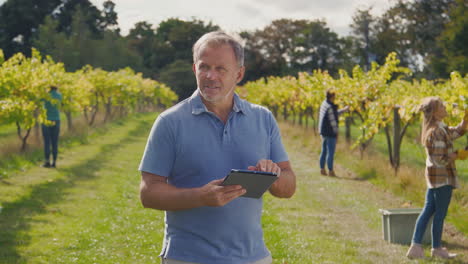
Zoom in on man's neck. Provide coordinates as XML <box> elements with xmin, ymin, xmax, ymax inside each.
<box><xmin>202</xmin><ymin>97</ymin><xmax>234</xmax><ymax>124</ymax></box>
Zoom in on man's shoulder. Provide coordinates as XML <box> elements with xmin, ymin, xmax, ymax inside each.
<box><xmin>241</xmin><ymin>98</ymin><xmax>272</xmax><ymax>116</ymax></box>
<box><xmin>159</xmin><ymin>97</ymin><xmax>192</xmax><ymax>120</ymax></box>
<box><xmin>320</xmin><ymin>100</ymin><xmax>331</xmax><ymax>111</ymax></box>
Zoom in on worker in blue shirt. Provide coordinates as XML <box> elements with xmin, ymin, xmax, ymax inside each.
<box><xmin>42</xmin><ymin>85</ymin><xmax>62</xmax><ymax>168</ymax></box>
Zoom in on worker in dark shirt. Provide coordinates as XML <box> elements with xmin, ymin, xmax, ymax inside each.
<box><xmin>318</xmin><ymin>89</ymin><xmax>349</xmax><ymax>177</ymax></box>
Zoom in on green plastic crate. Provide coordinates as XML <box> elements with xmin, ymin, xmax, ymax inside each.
<box><xmin>379</xmin><ymin>208</ymin><xmax>432</xmax><ymax>245</ymax></box>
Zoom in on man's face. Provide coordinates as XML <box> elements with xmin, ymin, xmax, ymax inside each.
<box><xmin>193</xmin><ymin>44</ymin><xmax>245</xmax><ymax>104</ymax></box>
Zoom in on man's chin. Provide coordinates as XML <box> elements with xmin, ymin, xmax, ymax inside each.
<box><xmin>201</xmin><ymin>94</ymin><xmax>220</xmax><ymax>103</ymax></box>
<box><xmin>200</xmin><ymin>90</ymin><xmax>220</xmax><ymax>102</ymax></box>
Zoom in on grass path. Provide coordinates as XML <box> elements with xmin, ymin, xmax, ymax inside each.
<box><xmin>0</xmin><ymin>113</ymin><xmax>466</xmax><ymax>263</ymax></box>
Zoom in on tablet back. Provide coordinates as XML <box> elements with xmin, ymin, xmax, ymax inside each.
<box><xmin>222</xmin><ymin>171</ymin><xmax>278</xmax><ymax>199</ymax></box>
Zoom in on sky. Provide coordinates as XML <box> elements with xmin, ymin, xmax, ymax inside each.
<box><xmin>0</xmin><ymin>0</ymin><xmax>393</xmax><ymax>36</ymax></box>
<box><xmin>92</xmin><ymin>0</ymin><xmax>393</xmax><ymax>36</ymax></box>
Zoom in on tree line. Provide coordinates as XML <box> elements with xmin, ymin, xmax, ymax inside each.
<box><xmin>0</xmin><ymin>0</ymin><xmax>466</xmax><ymax>101</ymax></box>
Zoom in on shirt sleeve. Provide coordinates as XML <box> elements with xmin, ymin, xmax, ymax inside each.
<box><xmin>138</xmin><ymin>115</ymin><xmax>175</xmax><ymax>177</ymax></box>
<box><xmin>447</xmin><ymin>123</ymin><xmax>466</xmax><ymax>140</ymax></box>
<box><xmin>426</xmin><ymin>128</ymin><xmax>450</xmax><ymax>167</ymax></box>
<box><xmin>268</xmin><ymin>111</ymin><xmax>289</xmax><ymax>163</ymax></box>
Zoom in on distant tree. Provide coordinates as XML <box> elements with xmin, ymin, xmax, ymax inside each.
<box><xmin>126</xmin><ymin>21</ymin><xmax>171</xmax><ymax>79</ymax></box>
<box><xmin>33</xmin><ymin>16</ymin><xmax>68</xmax><ymax>61</ymax></box>
<box><xmin>94</xmin><ymin>30</ymin><xmax>142</xmax><ymax>72</ymax></box>
<box><xmin>154</xmin><ymin>18</ymin><xmax>219</xmax><ymax>63</ymax></box>
<box><xmin>372</xmin><ymin>7</ymin><xmax>414</xmax><ymax>69</ymax></box>
<box><xmin>400</xmin><ymin>0</ymin><xmax>454</xmax><ymax>56</ymax></box>
<box><xmin>61</xmin><ymin>6</ymin><xmax>96</xmax><ymax>71</ymax></box>
<box><xmin>241</xmin><ymin>30</ymin><xmax>287</xmax><ymax>82</ymax></box>
<box><xmin>159</xmin><ymin>60</ymin><xmax>196</xmax><ymax>101</ymax></box>
<box><xmin>350</xmin><ymin>7</ymin><xmax>375</xmax><ymax>71</ymax></box>
<box><xmin>434</xmin><ymin>0</ymin><xmax>468</xmax><ymax>76</ymax></box>
<box><xmin>0</xmin><ymin>0</ymin><xmax>120</xmax><ymax>59</ymax></box>
<box><xmin>245</xmin><ymin>19</ymin><xmax>304</xmax><ymax>77</ymax></box>
<box><xmin>293</xmin><ymin>20</ymin><xmax>349</xmax><ymax>76</ymax></box>
<box><xmin>382</xmin><ymin>0</ymin><xmax>456</xmax><ymax>78</ymax></box>
<box><xmin>126</xmin><ymin>18</ymin><xmax>219</xmax><ymax>97</ymax></box>
<box><xmin>336</xmin><ymin>36</ymin><xmax>357</xmax><ymax>73</ymax></box>
<box><xmin>242</xmin><ymin>18</ymin><xmax>349</xmax><ymax>82</ymax></box>
<box><xmin>53</xmin><ymin>0</ymin><xmax>106</xmax><ymax>36</ymax></box>
<box><xmin>34</xmin><ymin>7</ymin><xmax>95</xmax><ymax>71</ymax></box>
<box><xmin>0</xmin><ymin>0</ymin><xmax>61</xmax><ymax>57</ymax></box>
<box><xmin>34</xmin><ymin>4</ymin><xmax>140</xmax><ymax>72</ymax></box>
<box><xmin>100</xmin><ymin>0</ymin><xmax>119</xmax><ymax>32</ymax></box>
<box><xmin>126</xmin><ymin>21</ymin><xmax>157</xmax><ymax>76</ymax></box>
<box><xmin>127</xmin><ymin>21</ymin><xmax>156</xmax><ymax>40</ymax></box>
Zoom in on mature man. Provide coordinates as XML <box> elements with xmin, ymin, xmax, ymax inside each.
<box><xmin>139</xmin><ymin>31</ymin><xmax>296</xmax><ymax>264</ymax></box>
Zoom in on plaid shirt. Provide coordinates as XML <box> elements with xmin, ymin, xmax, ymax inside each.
<box><xmin>425</xmin><ymin>122</ymin><xmax>466</xmax><ymax>189</ymax></box>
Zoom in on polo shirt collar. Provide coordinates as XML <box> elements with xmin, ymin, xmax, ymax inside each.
<box><xmin>190</xmin><ymin>89</ymin><xmax>247</xmax><ymax>115</ymax></box>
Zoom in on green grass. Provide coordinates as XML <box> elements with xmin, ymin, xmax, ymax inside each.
<box><xmin>1</xmin><ymin>113</ymin><xmax>466</xmax><ymax>263</ymax></box>
<box><xmin>0</xmin><ymin>113</ymin><xmax>164</xmax><ymax>264</ymax></box>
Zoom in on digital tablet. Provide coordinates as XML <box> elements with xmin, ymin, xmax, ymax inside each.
<box><xmin>221</xmin><ymin>169</ymin><xmax>278</xmax><ymax>199</ymax></box>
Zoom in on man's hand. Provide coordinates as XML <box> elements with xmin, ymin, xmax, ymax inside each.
<box><xmin>198</xmin><ymin>179</ymin><xmax>246</xmax><ymax>207</ymax></box>
<box><xmin>248</xmin><ymin>159</ymin><xmax>281</xmax><ymax>176</ymax></box>
<box><xmin>249</xmin><ymin>159</ymin><xmax>296</xmax><ymax>198</ymax></box>
<box><xmin>140</xmin><ymin>171</ymin><xmax>245</xmax><ymax>211</ymax></box>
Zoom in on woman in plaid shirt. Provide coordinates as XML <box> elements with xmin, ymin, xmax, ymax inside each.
<box><xmin>406</xmin><ymin>97</ymin><xmax>468</xmax><ymax>259</ymax></box>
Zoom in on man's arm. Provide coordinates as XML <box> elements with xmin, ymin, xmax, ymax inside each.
<box><xmin>140</xmin><ymin>171</ymin><xmax>246</xmax><ymax>211</ymax></box>
<box><xmin>338</xmin><ymin>106</ymin><xmax>350</xmax><ymax>115</ymax></box>
<box><xmin>269</xmin><ymin>161</ymin><xmax>296</xmax><ymax>198</ymax></box>
<box><xmin>248</xmin><ymin>160</ymin><xmax>296</xmax><ymax>198</ymax></box>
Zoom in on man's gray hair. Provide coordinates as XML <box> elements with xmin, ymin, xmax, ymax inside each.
<box><xmin>192</xmin><ymin>31</ymin><xmax>244</xmax><ymax>67</ymax></box>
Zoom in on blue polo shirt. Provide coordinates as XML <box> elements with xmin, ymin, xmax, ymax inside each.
<box><xmin>139</xmin><ymin>90</ymin><xmax>288</xmax><ymax>264</ymax></box>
